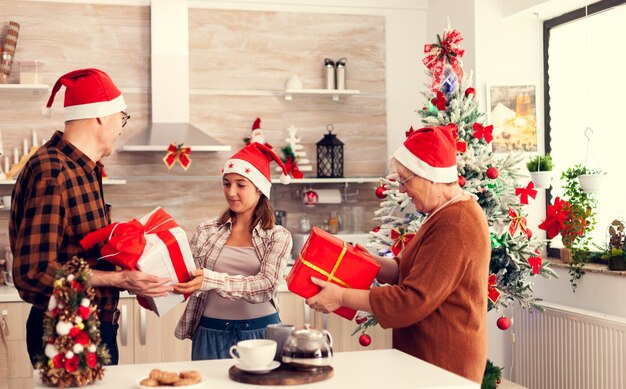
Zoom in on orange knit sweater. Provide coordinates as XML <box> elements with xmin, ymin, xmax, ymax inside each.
<box><xmin>370</xmin><ymin>199</ymin><xmax>490</xmax><ymax>383</ymax></box>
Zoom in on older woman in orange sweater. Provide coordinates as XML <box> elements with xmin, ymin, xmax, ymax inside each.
<box><xmin>307</xmin><ymin>126</ymin><xmax>490</xmax><ymax>384</ymax></box>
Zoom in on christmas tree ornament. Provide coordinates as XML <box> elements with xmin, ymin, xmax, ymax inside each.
<box><xmin>405</xmin><ymin>126</ymin><xmax>416</xmax><ymax>138</ymax></box>
<box><xmin>464</xmin><ymin>87</ymin><xmax>476</xmax><ymax>97</ymax></box>
<box><xmin>422</xmin><ymin>28</ymin><xmax>465</xmax><ymax>91</ymax></box>
<box><xmin>486</xmin><ymin>167</ymin><xmax>499</xmax><ymax>179</ymax></box>
<box><xmin>245</xmin><ymin>117</ymin><xmax>273</xmax><ymax>149</ymax></box>
<box><xmin>372</xmin><ymin>226</ymin><xmax>380</xmax><ymax>233</ymax></box>
<box><xmin>276</xmin><ymin>125</ymin><xmax>312</xmax><ymax>176</ymax></box>
<box><xmin>508</xmin><ymin>208</ymin><xmax>529</xmax><ymax>238</ymax></box>
<box><xmin>359</xmin><ymin>333</ymin><xmax>372</xmax><ymax>347</ymax></box>
<box><xmin>497</xmin><ymin>378</ymin><xmax>502</xmax><ymax>385</ymax></box>
<box><xmin>390</xmin><ymin>227</ymin><xmax>416</xmax><ymax>256</ymax></box>
<box><xmin>515</xmin><ymin>181</ymin><xmax>537</xmax><ymax>205</ymax></box>
<box><xmin>303</xmin><ymin>188</ymin><xmax>319</xmax><ymax>207</ymax></box>
<box><xmin>473</xmin><ymin>122</ymin><xmax>494</xmax><ymax>144</ymax></box>
<box><xmin>496</xmin><ymin>315</ymin><xmax>511</xmax><ymax>331</ymax></box>
<box><xmin>375</xmin><ymin>184</ymin><xmax>387</xmax><ymax>199</ymax></box>
<box><xmin>487</xmin><ymin>274</ymin><xmax>501</xmax><ymax>304</ymax></box>
<box><xmin>355</xmin><ymin>315</ymin><xmax>367</xmax><ymax>324</ymax></box>
<box><xmin>426</xmin><ymin>100</ymin><xmax>439</xmax><ymax>114</ymax></box>
<box><xmin>430</xmin><ymin>90</ymin><xmax>447</xmax><ymax>110</ymax></box>
<box><xmin>458</xmin><ymin>175</ymin><xmax>466</xmax><ymax>187</ymax></box>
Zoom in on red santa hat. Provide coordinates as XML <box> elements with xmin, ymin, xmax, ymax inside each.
<box><xmin>42</xmin><ymin>68</ymin><xmax>126</xmax><ymax>121</ymax></box>
<box><xmin>393</xmin><ymin>125</ymin><xmax>458</xmax><ymax>183</ymax></box>
<box><xmin>222</xmin><ymin>142</ymin><xmax>290</xmax><ymax>198</ymax></box>
<box><xmin>251</xmin><ymin>118</ymin><xmax>261</xmax><ymax>132</ymax></box>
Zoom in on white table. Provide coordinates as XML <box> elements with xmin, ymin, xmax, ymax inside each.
<box><xmin>33</xmin><ymin>349</ymin><xmax>479</xmax><ymax>389</ymax></box>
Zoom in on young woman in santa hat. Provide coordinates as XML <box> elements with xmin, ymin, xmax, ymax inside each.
<box><xmin>173</xmin><ymin>142</ymin><xmax>292</xmax><ymax>360</ymax></box>
<box><xmin>306</xmin><ymin>125</ymin><xmax>490</xmax><ymax>384</ymax></box>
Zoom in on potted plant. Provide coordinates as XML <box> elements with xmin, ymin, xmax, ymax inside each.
<box><xmin>526</xmin><ymin>154</ymin><xmax>553</xmax><ymax>189</ymax></box>
<box><xmin>539</xmin><ymin>164</ymin><xmax>598</xmax><ymax>290</ymax></box>
<box><xmin>574</xmin><ymin>166</ymin><xmax>606</xmax><ymax>193</ymax></box>
<box><xmin>600</xmin><ymin>219</ymin><xmax>626</xmax><ymax>271</ymax></box>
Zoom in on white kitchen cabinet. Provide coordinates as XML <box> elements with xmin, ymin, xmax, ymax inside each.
<box><xmin>116</xmin><ymin>298</ymin><xmax>191</xmax><ymax>365</ymax></box>
<box><xmin>0</xmin><ymin>301</ymin><xmax>33</xmax><ymax>389</ymax></box>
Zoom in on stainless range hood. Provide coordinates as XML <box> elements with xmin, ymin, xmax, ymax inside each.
<box><xmin>120</xmin><ymin>0</ymin><xmax>231</xmax><ymax>152</ymax></box>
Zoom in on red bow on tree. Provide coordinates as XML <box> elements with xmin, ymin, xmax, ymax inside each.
<box><xmin>450</xmin><ymin>123</ymin><xmax>467</xmax><ymax>153</ymax></box>
<box><xmin>163</xmin><ymin>143</ymin><xmax>192</xmax><ymax>170</ymax></box>
<box><xmin>430</xmin><ymin>90</ymin><xmax>447</xmax><ymax>110</ymax></box>
<box><xmin>509</xmin><ymin>208</ymin><xmax>531</xmax><ymax>238</ymax></box>
<box><xmin>422</xmin><ymin>29</ymin><xmax>465</xmax><ymax>91</ymax></box>
<box><xmin>487</xmin><ymin>273</ymin><xmax>501</xmax><ymax>304</ymax></box>
<box><xmin>528</xmin><ymin>250</ymin><xmax>542</xmax><ymax>275</ymax></box>
<box><xmin>390</xmin><ymin>228</ymin><xmax>416</xmax><ymax>256</ymax></box>
<box><xmin>405</xmin><ymin>126</ymin><xmax>416</xmax><ymax>138</ymax></box>
<box><xmin>473</xmin><ymin>123</ymin><xmax>493</xmax><ymax>143</ymax></box>
<box><xmin>515</xmin><ymin>181</ymin><xmax>538</xmax><ymax>205</ymax></box>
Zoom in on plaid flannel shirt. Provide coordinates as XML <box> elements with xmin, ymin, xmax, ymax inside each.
<box><xmin>9</xmin><ymin>131</ymin><xmax>118</xmax><ymax>311</ymax></box>
<box><xmin>175</xmin><ymin>218</ymin><xmax>292</xmax><ymax>340</ymax></box>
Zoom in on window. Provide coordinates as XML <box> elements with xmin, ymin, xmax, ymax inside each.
<box><xmin>544</xmin><ymin>0</ymin><xmax>626</xmax><ymax>253</ymax></box>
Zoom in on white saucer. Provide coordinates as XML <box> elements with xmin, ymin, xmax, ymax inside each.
<box><xmin>236</xmin><ymin>360</ymin><xmax>281</xmax><ymax>374</ymax></box>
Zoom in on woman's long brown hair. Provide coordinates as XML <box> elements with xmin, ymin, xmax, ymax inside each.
<box><xmin>217</xmin><ymin>195</ymin><xmax>275</xmax><ymax>232</ymax></box>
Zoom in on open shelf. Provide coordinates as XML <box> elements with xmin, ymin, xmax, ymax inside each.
<box><xmin>0</xmin><ymin>178</ymin><xmax>126</xmax><ymax>185</ymax></box>
<box><xmin>284</xmin><ymin>89</ymin><xmax>360</xmax><ymax>101</ymax></box>
<box><xmin>0</xmin><ymin>84</ymin><xmax>49</xmax><ymax>94</ymax></box>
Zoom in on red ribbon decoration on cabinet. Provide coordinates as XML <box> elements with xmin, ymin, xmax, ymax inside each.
<box><xmin>163</xmin><ymin>143</ymin><xmax>192</xmax><ymax>170</ymax></box>
<box><xmin>422</xmin><ymin>29</ymin><xmax>465</xmax><ymax>91</ymax></box>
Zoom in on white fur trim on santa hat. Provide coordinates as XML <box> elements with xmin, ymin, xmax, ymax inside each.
<box><xmin>64</xmin><ymin>94</ymin><xmax>127</xmax><ymax>122</ymax></box>
<box><xmin>394</xmin><ymin>144</ymin><xmax>457</xmax><ymax>183</ymax></box>
<box><xmin>223</xmin><ymin>158</ymin><xmax>272</xmax><ymax>198</ymax></box>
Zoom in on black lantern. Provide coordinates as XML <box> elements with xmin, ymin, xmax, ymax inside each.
<box><xmin>316</xmin><ymin>124</ymin><xmax>344</xmax><ymax>178</ymax></box>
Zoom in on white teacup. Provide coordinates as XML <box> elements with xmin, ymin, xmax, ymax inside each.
<box><xmin>229</xmin><ymin>339</ymin><xmax>276</xmax><ymax>369</ymax></box>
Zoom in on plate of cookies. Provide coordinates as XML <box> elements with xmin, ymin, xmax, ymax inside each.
<box><xmin>136</xmin><ymin>369</ymin><xmax>206</xmax><ymax>388</ymax></box>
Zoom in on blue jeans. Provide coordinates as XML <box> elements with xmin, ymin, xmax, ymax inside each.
<box><xmin>191</xmin><ymin>313</ymin><xmax>280</xmax><ymax>360</ymax></box>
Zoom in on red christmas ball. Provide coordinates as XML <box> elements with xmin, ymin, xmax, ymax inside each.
<box><xmin>486</xmin><ymin>167</ymin><xmax>499</xmax><ymax>179</ymax></box>
<box><xmin>355</xmin><ymin>316</ymin><xmax>367</xmax><ymax>324</ymax></box>
<box><xmin>375</xmin><ymin>185</ymin><xmax>387</xmax><ymax>199</ymax></box>
<box><xmin>497</xmin><ymin>378</ymin><xmax>502</xmax><ymax>385</ymax></box>
<box><xmin>458</xmin><ymin>175</ymin><xmax>466</xmax><ymax>187</ymax></box>
<box><xmin>372</xmin><ymin>226</ymin><xmax>380</xmax><ymax>233</ymax></box>
<box><xmin>497</xmin><ymin>316</ymin><xmax>511</xmax><ymax>331</ymax></box>
<box><xmin>465</xmin><ymin>87</ymin><xmax>476</xmax><ymax>97</ymax></box>
<box><xmin>359</xmin><ymin>333</ymin><xmax>372</xmax><ymax>347</ymax></box>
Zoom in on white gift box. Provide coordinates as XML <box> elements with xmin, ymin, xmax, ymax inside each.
<box><xmin>135</xmin><ymin>207</ymin><xmax>196</xmax><ymax>317</ymax></box>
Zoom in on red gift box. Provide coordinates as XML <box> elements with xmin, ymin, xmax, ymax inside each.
<box><xmin>286</xmin><ymin>227</ymin><xmax>380</xmax><ymax>320</ymax></box>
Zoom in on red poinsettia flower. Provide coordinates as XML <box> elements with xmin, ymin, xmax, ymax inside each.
<box><xmin>84</xmin><ymin>352</ymin><xmax>97</xmax><ymax>369</ymax></box>
<box><xmin>74</xmin><ymin>331</ymin><xmax>91</xmax><ymax>345</ymax></box>
<box><xmin>65</xmin><ymin>355</ymin><xmax>79</xmax><ymax>373</ymax></box>
<box><xmin>52</xmin><ymin>354</ymin><xmax>65</xmax><ymax>368</ymax></box>
<box><xmin>538</xmin><ymin>196</ymin><xmax>590</xmax><ymax>247</ymax></box>
<box><xmin>79</xmin><ymin>306</ymin><xmax>90</xmax><ymax>320</ymax></box>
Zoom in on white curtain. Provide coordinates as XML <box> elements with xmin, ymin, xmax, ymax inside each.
<box><xmin>548</xmin><ymin>4</ymin><xmax>626</xmax><ymax>248</ymax></box>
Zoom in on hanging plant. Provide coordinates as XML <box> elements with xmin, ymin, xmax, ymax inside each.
<box><xmin>526</xmin><ymin>154</ymin><xmax>553</xmax><ymax>189</ymax></box>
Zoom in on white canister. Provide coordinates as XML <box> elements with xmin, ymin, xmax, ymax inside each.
<box><xmin>324</xmin><ymin>58</ymin><xmax>335</xmax><ymax>89</ymax></box>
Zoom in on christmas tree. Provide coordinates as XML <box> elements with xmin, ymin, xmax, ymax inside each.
<box><xmin>354</xmin><ymin>25</ymin><xmax>557</xmax><ymax>380</ymax></box>
<box><xmin>39</xmin><ymin>257</ymin><xmax>110</xmax><ymax>387</ymax></box>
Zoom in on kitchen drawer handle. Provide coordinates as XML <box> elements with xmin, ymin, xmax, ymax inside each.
<box><xmin>140</xmin><ymin>307</ymin><xmax>147</xmax><ymax>346</ymax></box>
<box><xmin>120</xmin><ymin>305</ymin><xmax>127</xmax><ymax>346</ymax></box>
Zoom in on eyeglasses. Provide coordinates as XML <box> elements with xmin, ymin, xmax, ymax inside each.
<box><xmin>121</xmin><ymin>111</ymin><xmax>131</xmax><ymax>128</ymax></box>
<box><xmin>398</xmin><ymin>174</ymin><xmax>415</xmax><ymax>190</ymax></box>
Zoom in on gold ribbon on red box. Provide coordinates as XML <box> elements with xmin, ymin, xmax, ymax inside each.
<box><xmin>298</xmin><ymin>241</ymin><xmax>351</xmax><ymax>288</ymax></box>
<box><xmin>163</xmin><ymin>143</ymin><xmax>192</xmax><ymax>170</ymax></box>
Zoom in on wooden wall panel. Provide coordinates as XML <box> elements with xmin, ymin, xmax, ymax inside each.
<box><xmin>0</xmin><ymin>2</ymin><xmax>386</xmax><ymax>248</ymax></box>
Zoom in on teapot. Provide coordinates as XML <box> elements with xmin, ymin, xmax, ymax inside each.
<box><xmin>281</xmin><ymin>324</ymin><xmax>333</xmax><ymax>369</ymax></box>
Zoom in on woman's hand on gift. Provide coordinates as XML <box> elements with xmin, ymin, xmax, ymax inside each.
<box><xmin>173</xmin><ymin>269</ymin><xmax>204</xmax><ymax>294</ymax></box>
<box><xmin>120</xmin><ymin>270</ymin><xmax>174</xmax><ymax>297</ymax></box>
<box><xmin>307</xmin><ymin>277</ymin><xmax>373</xmax><ymax>314</ymax></box>
<box><xmin>305</xmin><ymin>277</ymin><xmax>345</xmax><ymax>314</ymax></box>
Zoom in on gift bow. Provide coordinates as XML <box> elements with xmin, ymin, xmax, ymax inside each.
<box><xmin>473</xmin><ymin>123</ymin><xmax>493</xmax><ymax>144</ymax></box>
<box><xmin>487</xmin><ymin>273</ymin><xmax>501</xmax><ymax>304</ymax></box>
<box><xmin>508</xmin><ymin>208</ymin><xmax>531</xmax><ymax>239</ymax></box>
<box><xmin>390</xmin><ymin>228</ymin><xmax>416</xmax><ymax>256</ymax></box>
<box><xmin>515</xmin><ymin>181</ymin><xmax>538</xmax><ymax>205</ymax></box>
<box><xmin>163</xmin><ymin>143</ymin><xmax>192</xmax><ymax>170</ymax></box>
<box><xmin>80</xmin><ymin>208</ymin><xmax>192</xmax><ymax>304</ymax></box>
<box><xmin>450</xmin><ymin>124</ymin><xmax>467</xmax><ymax>153</ymax></box>
<box><xmin>422</xmin><ymin>29</ymin><xmax>465</xmax><ymax>91</ymax></box>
